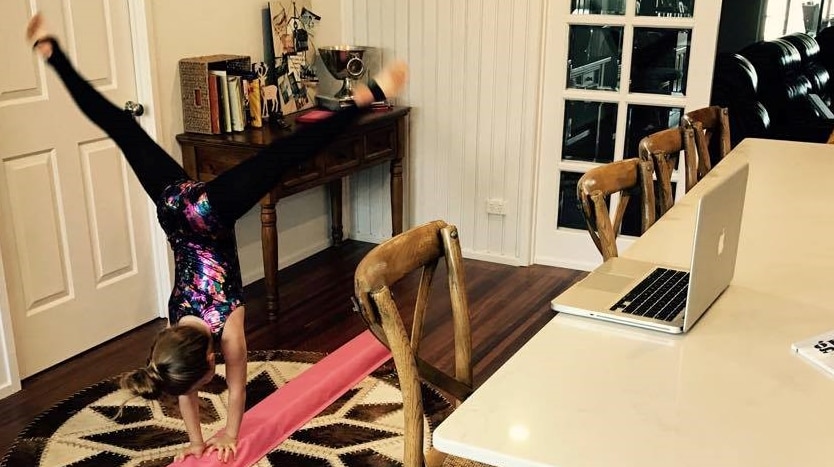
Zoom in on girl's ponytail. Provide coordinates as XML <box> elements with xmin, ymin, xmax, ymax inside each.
<box><xmin>119</xmin><ymin>366</ymin><xmax>162</xmax><ymax>400</ymax></box>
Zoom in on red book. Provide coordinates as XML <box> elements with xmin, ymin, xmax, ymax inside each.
<box><xmin>207</xmin><ymin>75</ymin><xmax>220</xmax><ymax>134</ymax></box>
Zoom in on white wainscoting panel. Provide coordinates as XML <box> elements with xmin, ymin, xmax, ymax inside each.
<box><xmin>344</xmin><ymin>0</ymin><xmax>544</xmax><ymax>265</ymax></box>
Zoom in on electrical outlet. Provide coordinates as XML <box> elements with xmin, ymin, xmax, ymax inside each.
<box><xmin>486</xmin><ymin>198</ymin><xmax>507</xmax><ymax>215</ymax></box>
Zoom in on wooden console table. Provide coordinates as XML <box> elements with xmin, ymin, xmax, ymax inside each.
<box><xmin>176</xmin><ymin>106</ymin><xmax>410</xmax><ymax>319</ymax></box>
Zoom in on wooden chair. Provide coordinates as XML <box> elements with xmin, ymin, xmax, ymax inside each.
<box><xmin>353</xmin><ymin>220</ymin><xmax>488</xmax><ymax>467</ymax></box>
<box><xmin>682</xmin><ymin>106</ymin><xmax>732</xmax><ymax>177</ymax></box>
<box><xmin>577</xmin><ymin>158</ymin><xmax>656</xmax><ymax>261</ymax></box>
<box><xmin>638</xmin><ymin>125</ymin><xmax>698</xmax><ymax>216</ymax></box>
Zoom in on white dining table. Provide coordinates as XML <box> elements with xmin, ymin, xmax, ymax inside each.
<box><xmin>432</xmin><ymin>138</ymin><xmax>834</xmax><ymax>467</ymax></box>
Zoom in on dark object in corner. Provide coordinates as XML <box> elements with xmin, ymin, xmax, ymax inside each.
<box><xmin>711</xmin><ymin>28</ymin><xmax>834</xmax><ymax>145</ymax></box>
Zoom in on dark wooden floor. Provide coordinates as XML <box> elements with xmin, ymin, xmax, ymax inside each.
<box><xmin>0</xmin><ymin>240</ymin><xmax>584</xmax><ymax>456</ymax></box>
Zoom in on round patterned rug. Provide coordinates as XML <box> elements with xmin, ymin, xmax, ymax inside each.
<box><xmin>1</xmin><ymin>350</ymin><xmax>453</xmax><ymax>466</ymax></box>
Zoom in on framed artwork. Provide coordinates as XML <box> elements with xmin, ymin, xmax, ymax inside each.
<box><xmin>269</xmin><ymin>0</ymin><xmax>321</xmax><ymax>115</ymax></box>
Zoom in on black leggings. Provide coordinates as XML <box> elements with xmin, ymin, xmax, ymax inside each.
<box><xmin>46</xmin><ymin>40</ymin><xmax>363</xmax><ymax>224</ymax></box>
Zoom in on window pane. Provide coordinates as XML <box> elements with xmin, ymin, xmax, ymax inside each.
<box><xmin>822</xmin><ymin>1</ymin><xmax>834</xmax><ymax>31</ymax></box>
<box><xmin>765</xmin><ymin>0</ymin><xmax>823</xmax><ymax>39</ymax></box>
<box><xmin>630</xmin><ymin>28</ymin><xmax>691</xmax><ymax>95</ymax></box>
<box><xmin>563</xmin><ymin>100</ymin><xmax>618</xmax><ymax>163</ymax></box>
<box><xmin>571</xmin><ymin>0</ymin><xmax>626</xmax><ymax>15</ymax></box>
<box><xmin>557</xmin><ymin>171</ymin><xmax>587</xmax><ymax>230</ymax></box>
<box><xmin>636</xmin><ymin>0</ymin><xmax>694</xmax><ymax>17</ymax></box>
<box><xmin>621</xmin><ymin>181</ymin><xmax>676</xmax><ymax>236</ymax></box>
<box><xmin>623</xmin><ymin>105</ymin><xmax>683</xmax><ymax>159</ymax></box>
<box><xmin>567</xmin><ymin>25</ymin><xmax>624</xmax><ymax>91</ymax></box>
<box><xmin>619</xmin><ymin>192</ymin><xmax>643</xmax><ymax>237</ymax></box>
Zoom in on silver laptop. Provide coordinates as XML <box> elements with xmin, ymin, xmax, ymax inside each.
<box><xmin>551</xmin><ymin>160</ymin><xmax>749</xmax><ymax>334</ymax></box>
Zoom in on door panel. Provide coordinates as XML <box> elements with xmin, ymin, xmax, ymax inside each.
<box><xmin>0</xmin><ymin>1</ymin><xmax>158</xmax><ymax>377</ymax></box>
<box><xmin>81</xmin><ymin>140</ymin><xmax>135</xmax><ymax>283</ymax></box>
<box><xmin>3</xmin><ymin>151</ymin><xmax>71</xmax><ymax>311</ymax></box>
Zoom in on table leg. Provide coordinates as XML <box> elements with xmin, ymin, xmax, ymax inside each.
<box><xmin>392</xmin><ymin>115</ymin><xmax>407</xmax><ymax>236</ymax></box>
<box><xmin>390</xmin><ymin>159</ymin><xmax>404</xmax><ymax>236</ymax></box>
<box><xmin>329</xmin><ymin>178</ymin><xmax>344</xmax><ymax>246</ymax></box>
<box><xmin>260</xmin><ymin>197</ymin><xmax>279</xmax><ymax>320</ymax></box>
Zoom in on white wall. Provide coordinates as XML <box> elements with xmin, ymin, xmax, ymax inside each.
<box><xmin>149</xmin><ymin>0</ymin><xmax>345</xmax><ymax>284</ymax></box>
<box><xmin>343</xmin><ymin>0</ymin><xmax>545</xmax><ymax>265</ymax></box>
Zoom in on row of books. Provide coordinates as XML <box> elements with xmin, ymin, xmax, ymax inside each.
<box><xmin>207</xmin><ymin>70</ymin><xmax>262</xmax><ymax>134</ymax></box>
<box><xmin>179</xmin><ymin>55</ymin><xmax>267</xmax><ymax>135</ymax></box>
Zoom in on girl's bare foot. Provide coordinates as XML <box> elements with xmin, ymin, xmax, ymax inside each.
<box><xmin>26</xmin><ymin>13</ymin><xmax>53</xmax><ymax>59</ymax></box>
<box><xmin>353</xmin><ymin>61</ymin><xmax>409</xmax><ymax>107</ymax></box>
<box><xmin>373</xmin><ymin>61</ymin><xmax>408</xmax><ymax>100</ymax></box>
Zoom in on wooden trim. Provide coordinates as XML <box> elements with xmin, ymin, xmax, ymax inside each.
<box><xmin>128</xmin><ymin>0</ymin><xmax>171</xmax><ymax>320</ymax></box>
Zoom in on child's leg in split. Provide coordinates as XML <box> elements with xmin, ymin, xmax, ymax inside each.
<box><xmin>205</xmin><ymin>105</ymin><xmax>365</xmax><ymax>223</ymax></box>
<box><xmin>30</xmin><ymin>16</ymin><xmax>187</xmax><ymax>201</ymax></box>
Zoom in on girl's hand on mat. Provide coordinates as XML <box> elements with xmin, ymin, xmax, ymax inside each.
<box><xmin>174</xmin><ymin>442</ymin><xmax>206</xmax><ymax>462</ymax></box>
<box><xmin>206</xmin><ymin>433</ymin><xmax>237</xmax><ymax>463</ymax></box>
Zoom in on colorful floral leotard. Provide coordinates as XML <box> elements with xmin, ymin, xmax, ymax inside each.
<box><xmin>157</xmin><ymin>180</ymin><xmax>243</xmax><ymax>339</ymax></box>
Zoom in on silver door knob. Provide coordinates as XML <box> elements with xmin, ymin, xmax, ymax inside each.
<box><xmin>124</xmin><ymin>101</ymin><xmax>145</xmax><ymax>117</ymax></box>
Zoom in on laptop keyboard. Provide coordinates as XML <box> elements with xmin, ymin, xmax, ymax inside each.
<box><xmin>609</xmin><ymin>268</ymin><xmax>689</xmax><ymax>322</ymax></box>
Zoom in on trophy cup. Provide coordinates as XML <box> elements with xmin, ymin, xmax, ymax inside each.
<box><xmin>316</xmin><ymin>46</ymin><xmax>367</xmax><ymax>111</ymax></box>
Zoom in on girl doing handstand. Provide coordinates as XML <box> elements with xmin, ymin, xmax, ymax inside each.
<box><xmin>26</xmin><ymin>13</ymin><xmax>407</xmax><ymax>463</ymax></box>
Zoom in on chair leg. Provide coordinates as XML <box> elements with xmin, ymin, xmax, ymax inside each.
<box><xmin>441</xmin><ymin>225</ymin><xmax>474</xmax><ymax>394</ymax></box>
<box><xmin>373</xmin><ymin>287</ymin><xmax>426</xmax><ymax>467</ymax></box>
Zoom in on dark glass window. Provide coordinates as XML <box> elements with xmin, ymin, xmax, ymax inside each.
<box><xmin>636</xmin><ymin>0</ymin><xmax>694</xmax><ymax>17</ymax></box>
<box><xmin>567</xmin><ymin>25</ymin><xmax>624</xmax><ymax>91</ymax></box>
<box><xmin>623</xmin><ymin>105</ymin><xmax>683</xmax><ymax>159</ymax></box>
<box><xmin>630</xmin><ymin>28</ymin><xmax>691</xmax><ymax>95</ymax></box>
<box><xmin>766</xmin><ymin>1</ymin><xmax>832</xmax><ymax>38</ymax></box>
<box><xmin>571</xmin><ymin>0</ymin><xmax>626</xmax><ymax>15</ymax></box>
<box><xmin>621</xmin><ymin>182</ymin><xmax>676</xmax><ymax>236</ymax></box>
<box><xmin>557</xmin><ymin>172</ymin><xmax>586</xmax><ymax>230</ymax></box>
<box><xmin>563</xmin><ymin>100</ymin><xmax>618</xmax><ymax>163</ymax></box>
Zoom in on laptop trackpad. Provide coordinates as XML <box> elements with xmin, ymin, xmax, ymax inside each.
<box><xmin>580</xmin><ymin>273</ymin><xmax>635</xmax><ymax>293</ymax></box>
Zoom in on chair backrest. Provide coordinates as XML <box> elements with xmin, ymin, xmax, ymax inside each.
<box><xmin>682</xmin><ymin>106</ymin><xmax>732</xmax><ymax>177</ymax></box>
<box><xmin>638</xmin><ymin>125</ymin><xmax>697</xmax><ymax>216</ymax></box>
<box><xmin>353</xmin><ymin>220</ymin><xmax>473</xmax><ymax>467</ymax></box>
<box><xmin>577</xmin><ymin>158</ymin><xmax>656</xmax><ymax>261</ymax></box>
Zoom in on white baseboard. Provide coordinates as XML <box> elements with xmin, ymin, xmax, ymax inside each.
<box><xmin>241</xmin><ymin>238</ymin><xmax>333</xmax><ymax>286</ymax></box>
<box><xmin>345</xmin><ymin>233</ymin><xmax>528</xmax><ymax>267</ymax></box>
<box><xmin>350</xmin><ymin>232</ymin><xmax>388</xmax><ymax>244</ymax></box>
<box><xmin>239</xmin><ymin>235</ymin><xmax>582</xmax><ymax>286</ymax></box>
<box><xmin>532</xmin><ymin>256</ymin><xmax>598</xmax><ymax>272</ymax></box>
<box><xmin>462</xmin><ymin>250</ymin><xmax>525</xmax><ymax>267</ymax></box>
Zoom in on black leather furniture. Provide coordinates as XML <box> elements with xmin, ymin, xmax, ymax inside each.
<box><xmin>711</xmin><ymin>28</ymin><xmax>834</xmax><ymax>146</ymax></box>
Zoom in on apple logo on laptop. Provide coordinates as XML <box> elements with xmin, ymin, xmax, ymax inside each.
<box><xmin>717</xmin><ymin>228</ymin><xmax>726</xmax><ymax>256</ymax></box>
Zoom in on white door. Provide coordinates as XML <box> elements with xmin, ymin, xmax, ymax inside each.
<box><xmin>533</xmin><ymin>0</ymin><xmax>722</xmax><ymax>271</ymax></box>
<box><xmin>0</xmin><ymin>1</ymin><xmax>159</xmax><ymax>377</ymax></box>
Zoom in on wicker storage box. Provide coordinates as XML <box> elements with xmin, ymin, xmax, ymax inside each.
<box><xmin>179</xmin><ymin>54</ymin><xmax>251</xmax><ymax>134</ymax></box>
